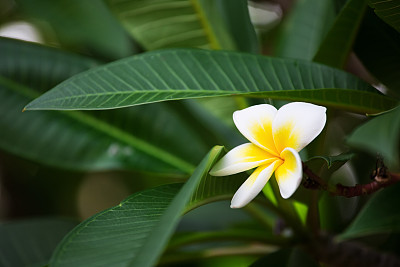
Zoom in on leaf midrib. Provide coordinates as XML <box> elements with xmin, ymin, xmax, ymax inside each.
<box><xmin>3</xmin><ymin>76</ymin><xmax>196</xmax><ymax>174</ymax></box>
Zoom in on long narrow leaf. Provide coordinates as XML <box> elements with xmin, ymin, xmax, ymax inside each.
<box><xmin>0</xmin><ymin>37</ymin><xmax>98</xmax><ymax>92</ymax></box>
<box><xmin>216</xmin><ymin>0</ymin><xmax>259</xmax><ymax>53</ymax></box>
<box><xmin>274</xmin><ymin>0</ymin><xmax>335</xmax><ymax>60</ymax></box>
<box><xmin>0</xmin><ymin>76</ymin><xmax>199</xmax><ymax>173</ymax></box>
<box><xmin>106</xmin><ymin>0</ymin><xmax>235</xmax><ymax>50</ymax></box>
<box><xmin>25</xmin><ymin>49</ymin><xmax>397</xmax><ymax>114</ymax></box>
<box><xmin>49</xmin><ymin>146</ymin><xmax>246</xmax><ymax>267</ymax></box>
<box><xmin>313</xmin><ymin>0</ymin><xmax>368</xmax><ymax>68</ymax></box>
<box><xmin>15</xmin><ymin>0</ymin><xmax>132</xmax><ymax>59</ymax></box>
<box><xmin>1</xmin><ymin>39</ymin><xmax>209</xmax><ymax>173</ymax></box>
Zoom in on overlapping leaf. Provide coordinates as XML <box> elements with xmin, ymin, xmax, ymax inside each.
<box><xmin>0</xmin><ymin>37</ymin><xmax>98</xmax><ymax>92</ymax></box>
<box><xmin>25</xmin><ymin>49</ymin><xmax>397</xmax><ymax>114</ymax></box>
<box><xmin>274</xmin><ymin>0</ymin><xmax>335</xmax><ymax>60</ymax></box>
<box><xmin>15</xmin><ymin>0</ymin><xmax>132</xmax><ymax>59</ymax></box>
<box><xmin>0</xmin><ymin>39</ymin><xmax>208</xmax><ymax>173</ymax></box>
<box><xmin>106</xmin><ymin>0</ymin><xmax>237</xmax><ymax>50</ymax></box>
<box><xmin>1</xmin><ymin>77</ymin><xmax>199</xmax><ymax>173</ymax></box>
<box><xmin>49</xmin><ymin>146</ymin><xmax>247</xmax><ymax>267</ymax></box>
<box><xmin>216</xmin><ymin>0</ymin><xmax>258</xmax><ymax>53</ymax></box>
<box><xmin>313</xmin><ymin>0</ymin><xmax>368</xmax><ymax>68</ymax></box>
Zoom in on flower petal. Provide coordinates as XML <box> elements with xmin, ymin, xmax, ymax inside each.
<box><xmin>231</xmin><ymin>160</ymin><xmax>282</xmax><ymax>208</ymax></box>
<box><xmin>275</xmin><ymin>147</ymin><xmax>302</xmax><ymax>199</ymax></box>
<box><xmin>210</xmin><ymin>143</ymin><xmax>277</xmax><ymax>176</ymax></box>
<box><xmin>272</xmin><ymin>102</ymin><xmax>326</xmax><ymax>152</ymax></box>
<box><xmin>233</xmin><ymin>104</ymin><xmax>279</xmax><ymax>156</ymax></box>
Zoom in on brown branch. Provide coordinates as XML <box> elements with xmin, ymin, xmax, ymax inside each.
<box><xmin>302</xmin><ymin>161</ymin><xmax>400</xmax><ymax>198</ymax></box>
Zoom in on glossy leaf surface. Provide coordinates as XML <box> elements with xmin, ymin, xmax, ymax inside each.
<box><xmin>49</xmin><ymin>146</ymin><xmax>246</xmax><ymax>266</ymax></box>
<box><xmin>25</xmin><ymin>49</ymin><xmax>396</xmax><ymax>114</ymax></box>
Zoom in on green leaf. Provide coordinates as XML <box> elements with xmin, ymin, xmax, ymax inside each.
<box><xmin>369</xmin><ymin>0</ymin><xmax>400</xmax><ymax>33</ymax></box>
<box><xmin>307</xmin><ymin>152</ymin><xmax>355</xmax><ymax>172</ymax></box>
<box><xmin>25</xmin><ymin>49</ymin><xmax>396</xmax><ymax>114</ymax></box>
<box><xmin>347</xmin><ymin>105</ymin><xmax>400</xmax><ymax>168</ymax></box>
<box><xmin>313</xmin><ymin>0</ymin><xmax>368</xmax><ymax>68</ymax></box>
<box><xmin>0</xmin><ymin>39</ymin><xmax>208</xmax><ymax>173</ymax></box>
<box><xmin>274</xmin><ymin>0</ymin><xmax>335</xmax><ymax>60</ymax></box>
<box><xmin>354</xmin><ymin>9</ymin><xmax>400</xmax><ymax>94</ymax></box>
<box><xmin>106</xmin><ymin>0</ymin><xmax>235</xmax><ymax>50</ymax></box>
<box><xmin>216</xmin><ymin>0</ymin><xmax>259</xmax><ymax>53</ymax></box>
<box><xmin>0</xmin><ymin>218</ymin><xmax>77</xmax><ymax>267</ymax></box>
<box><xmin>0</xmin><ymin>37</ymin><xmax>98</xmax><ymax>92</ymax></box>
<box><xmin>49</xmin><ymin>146</ymin><xmax>246</xmax><ymax>267</ymax></box>
<box><xmin>0</xmin><ymin>76</ymin><xmax>201</xmax><ymax>173</ymax></box>
<box><xmin>15</xmin><ymin>0</ymin><xmax>133</xmax><ymax>59</ymax></box>
<box><xmin>340</xmin><ymin>182</ymin><xmax>400</xmax><ymax>239</ymax></box>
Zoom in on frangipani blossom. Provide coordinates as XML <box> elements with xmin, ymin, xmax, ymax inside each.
<box><xmin>210</xmin><ymin>102</ymin><xmax>327</xmax><ymax>208</ymax></box>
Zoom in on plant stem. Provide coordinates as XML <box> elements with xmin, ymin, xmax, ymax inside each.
<box><xmin>302</xmin><ymin>161</ymin><xmax>400</xmax><ymax>197</ymax></box>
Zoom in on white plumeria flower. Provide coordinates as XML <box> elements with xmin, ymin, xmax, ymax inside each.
<box><xmin>210</xmin><ymin>102</ymin><xmax>327</xmax><ymax>208</ymax></box>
